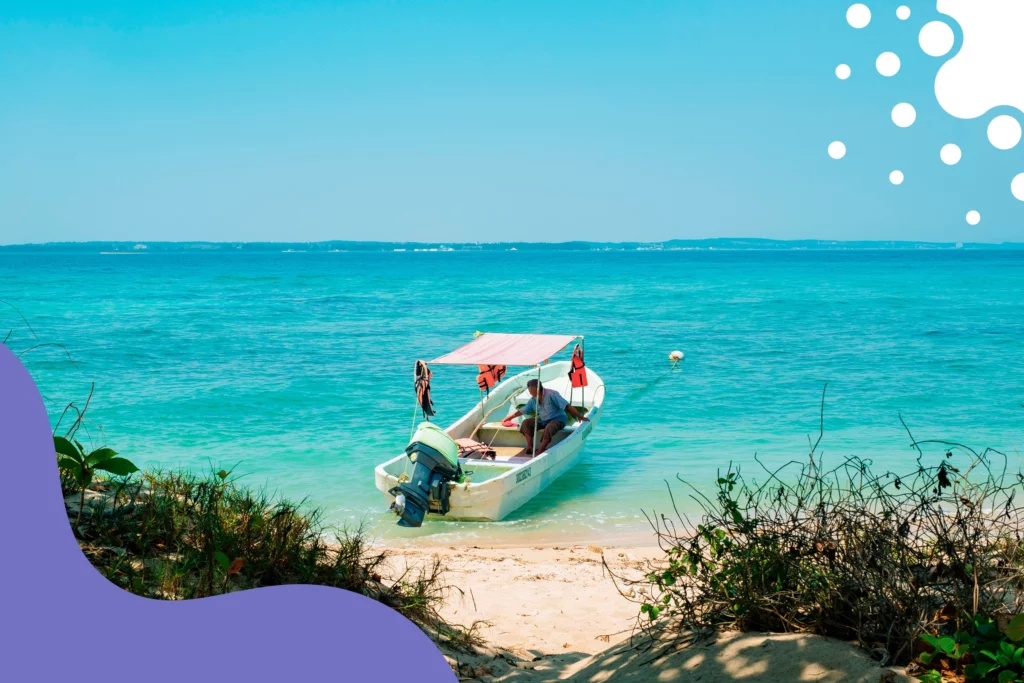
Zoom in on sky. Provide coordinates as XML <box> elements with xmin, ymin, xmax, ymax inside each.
<box><xmin>0</xmin><ymin>1</ymin><xmax>1022</xmax><ymax>244</ymax></box>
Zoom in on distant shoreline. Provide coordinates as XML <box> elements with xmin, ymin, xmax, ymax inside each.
<box><xmin>3</xmin><ymin>238</ymin><xmax>1023</xmax><ymax>253</ymax></box>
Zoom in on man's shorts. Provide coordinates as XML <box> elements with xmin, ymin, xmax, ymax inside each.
<box><xmin>520</xmin><ymin>417</ymin><xmax>565</xmax><ymax>441</ymax></box>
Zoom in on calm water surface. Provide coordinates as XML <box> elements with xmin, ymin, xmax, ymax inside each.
<box><xmin>4</xmin><ymin>250</ymin><xmax>1023</xmax><ymax>544</ymax></box>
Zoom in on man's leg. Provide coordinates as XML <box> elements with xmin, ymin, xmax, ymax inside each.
<box><xmin>537</xmin><ymin>421</ymin><xmax>565</xmax><ymax>454</ymax></box>
<box><xmin>520</xmin><ymin>418</ymin><xmax>537</xmax><ymax>454</ymax></box>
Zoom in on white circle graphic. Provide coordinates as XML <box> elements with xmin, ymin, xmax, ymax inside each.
<box><xmin>919</xmin><ymin>21</ymin><xmax>955</xmax><ymax>57</ymax></box>
<box><xmin>847</xmin><ymin>4</ymin><xmax>871</xmax><ymax>29</ymax></box>
<box><xmin>890</xmin><ymin>170</ymin><xmax>905</xmax><ymax>185</ymax></box>
<box><xmin>987</xmin><ymin>115</ymin><xmax>1022</xmax><ymax>150</ymax></box>
<box><xmin>940</xmin><ymin>144</ymin><xmax>962</xmax><ymax>165</ymax></box>
<box><xmin>897</xmin><ymin>6</ymin><xmax>911</xmax><ymax>20</ymax></box>
<box><xmin>892</xmin><ymin>103</ymin><xmax>917</xmax><ymax>128</ymax></box>
<box><xmin>966</xmin><ymin>210</ymin><xmax>981</xmax><ymax>225</ymax></box>
<box><xmin>828</xmin><ymin>141</ymin><xmax>847</xmax><ymax>159</ymax></box>
<box><xmin>876</xmin><ymin>52</ymin><xmax>901</xmax><ymax>77</ymax></box>
<box><xmin>1012</xmin><ymin>174</ymin><xmax>1024</xmax><ymax>201</ymax></box>
<box><xmin>836</xmin><ymin>64</ymin><xmax>852</xmax><ymax>80</ymax></box>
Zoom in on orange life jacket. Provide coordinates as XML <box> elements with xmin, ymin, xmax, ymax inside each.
<box><xmin>568</xmin><ymin>344</ymin><xmax>588</xmax><ymax>388</ymax></box>
<box><xmin>415</xmin><ymin>360</ymin><xmax>435</xmax><ymax>418</ymax></box>
<box><xmin>476</xmin><ymin>364</ymin><xmax>507</xmax><ymax>394</ymax></box>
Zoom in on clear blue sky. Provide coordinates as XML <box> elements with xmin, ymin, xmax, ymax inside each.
<box><xmin>1</xmin><ymin>1</ymin><xmax>1021</xmax><ymax>244</ymax></box>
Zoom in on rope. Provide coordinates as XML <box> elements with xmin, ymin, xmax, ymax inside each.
<box><xmin>368</xmin><ymin>507</ymin><xmax>395</xmax><ymax>539</ymax></box>
<box><xmin>628</xmin><ymin>364</ymin><xmax>681</xmax><ymax>400</ymax></box>
<box><xmin>469</xmin><ymin>380</ymin><xmax>527</xmax><ymax>441</ymax></box>
<box><xmin>409</xmin><ymin>403</ymin><xmax>420</xmax><ymax>441</ymax></box>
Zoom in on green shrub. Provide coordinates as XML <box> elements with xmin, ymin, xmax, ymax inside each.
<box><xmin>615</xmin><ymin>404</ymin><xmax>1024</xmax><ymax>667</ymax></box>
<box><xmin>917</xmin><ymin>615</ymin><xmax>1024</xmax><ymax>682</ymax></box>
<box><xmin>55</xmin><ymin>435</ymin><xmax>138</xmax><ymax>525</ymax></box>
<box><xmin>71</xmin><ymin>467</ymin><xmax>474</xmax><ymax>647</ymax></box>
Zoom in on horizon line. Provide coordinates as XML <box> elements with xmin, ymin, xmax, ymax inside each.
<box><xmin>4</xmin><ymin>237</ymin><xmax>1024</xmax><ymax>249</ymax></box>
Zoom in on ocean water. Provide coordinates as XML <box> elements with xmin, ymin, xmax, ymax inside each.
<box><xmin>4</xmin><ymin>250</ymin><xmax>1023</xmax><ymax>545</ymax></box>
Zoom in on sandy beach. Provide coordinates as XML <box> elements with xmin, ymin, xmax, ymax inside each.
<box><xmin>385</xmin><ymin>542</ymin><xmax>915</xmax><ymax>682</ymax></box>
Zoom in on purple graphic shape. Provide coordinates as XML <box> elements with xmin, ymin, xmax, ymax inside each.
<box><xmin>0</xmin><ymin>346</ymin><xmax>455</xmax><ymax>682</ymax></box>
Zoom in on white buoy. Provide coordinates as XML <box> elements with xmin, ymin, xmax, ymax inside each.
<box><xmin>669</xmin><ymin>350</ymin><xmax>684</xmax><ymax>362</ymax></box>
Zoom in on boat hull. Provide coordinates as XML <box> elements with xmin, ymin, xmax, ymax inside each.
<box><xmin>374</xmin><ymin>361</ymin><xmax>603</xmax><ymax>522</ymax></box>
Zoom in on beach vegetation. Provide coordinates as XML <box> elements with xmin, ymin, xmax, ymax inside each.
<box><xmin>37</xmin><ymin>372</ymin><xmax>478</xmax><ymax>652</ymax></box>
<box><xmin>66</xmin><ymin>465</ymin><xmax>477</xmax><ymax>648</ymax></box>
<box><xmin>915</xmin><ymin>614</ymin><xmax>1024</xmax><ymax>682</ymax></box>
<box><xmin>55</xmin><ymin>435</ymin><xmax>139</xmax><ymax>526</ymax></box>
<box><xmin>615</xmin><ymin>388</ymin><xmax>1024</xmax><ymax>678</ymax></box>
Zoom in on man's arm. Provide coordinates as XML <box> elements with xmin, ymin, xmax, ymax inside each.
<box><xmin>502</xmin><ymin>408</ymin><xmax>526</xmax><ymax>427</ymax></box>
<box><xmin>504</xmin><ymin>398</ymin><xmax>535</xmax><ymax>425</ymax></box>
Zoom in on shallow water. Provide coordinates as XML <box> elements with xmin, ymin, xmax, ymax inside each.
<box><xmin>4</xmin><ymin>249</ymin><xmax>1023</xmax><ymax>544</ymax></box>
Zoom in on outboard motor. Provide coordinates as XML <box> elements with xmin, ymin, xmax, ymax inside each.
<box><xmin>389</xmin><ymin>422</ymin><xmax>462</xmax><ymax>527</ymax></box>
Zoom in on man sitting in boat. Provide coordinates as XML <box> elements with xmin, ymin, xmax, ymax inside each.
<box><xmin>504</xmin><ymin>379</ymin><xmax>588</xmax><ymax>456</ymax></box>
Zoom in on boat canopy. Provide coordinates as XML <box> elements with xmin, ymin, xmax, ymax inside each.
<box><xmin>429</xmin><ymin>333</ymin><xmax>578</xmax><ymax>367</ymax></box>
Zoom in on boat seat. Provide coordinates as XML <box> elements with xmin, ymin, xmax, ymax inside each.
<box><xmin>490</xmin><ymin>446</ymin><xmax>529</xmax><ymax>461</ymax></box>
<box><xmin>481</xmin><ymin>420</ymin><xmax>578</xmax><ymax>433</ymax></box>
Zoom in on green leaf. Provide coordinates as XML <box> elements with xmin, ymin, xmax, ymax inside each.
<box><xmin>967</xmin><ymin>662</ymin><xmax>997</xmax><ymax>678</ymax></box>
<box><xmin>978</xmin><ymin>619</ymin><xmax>1002</xmax><ymax>639</ymax></box>
<box><xmin>999</xmin><ymin>670</ymin><xmax>1017</xmax><ymax>683</ymax></box>
<box><xmin>1006</xmin><ymin>615</ymin><xmax>1024</xmax><ymax>642</ymax></box>
<box><xmin>85</xmin><ymin>448</ymin><xmax>118</xmax><ymax>467</ymax></box>
<box><xmin>978</xmin><ymin>662</ymin><xmax>998</xmax><ymax>677</ymax></box>
<box><xmin>1002</xmin><ymin>641</ymin><xmax>1016</xmax><ymax>658</ymax></box>
<box><xmin>54</xmin><ymin>436</ymin><xmax>82</xmax><ymax>460</ymax></box>
<box><xmin>217</xmin><ymin>469</ymin><xmax>229</xmax><ymax>480</ymax></box>
<box><xmin>57</xmin><ymin>457</ymin><xmax>82</xmax><ymax>479</ymax></box>
<box><xmin>919</xmin><ymin>651</ymin><xmax>934</xmax><ymax>666</ymax></box>
<box><xmin>938</xmin><ymin>636</ymin><xmax>957</xmax><ymax>655</ymax></box>
<box><xmin>918</xmin><ymin>672</ymin><xmax>942</xmax><ymax>683</ymax></box>
<box><xmin>214</xmin><ymin>551</ymin><xmax>229</xmax><ymax>571</ymax></box>
<box><xmin>982</xmin><ymin>649</ymin><xmax>1000</xmax><ymax>662</ymax></box>
<box><xmin>919</xmin><ymin>634</ymin><xmax>943</xmax><ymax>650</ymax></box>
<box><xmin>93</xmin><ymin>457</ymin><xmax>139</xmax><ymax>476</ymax></box>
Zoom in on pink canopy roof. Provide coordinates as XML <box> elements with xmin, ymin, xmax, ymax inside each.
<box><xmin>429</xmin><ymin>333</ymin><xmax>578</xmax><ymax>366</ymax></box>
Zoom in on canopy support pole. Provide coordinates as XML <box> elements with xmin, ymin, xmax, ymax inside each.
<box><xmin>581</xmin><ymin>336</ymin><xmax>585</xmax><ymax>412</ymax></box>
<box><xmin>532</xmin><ymin>363</ymin><xmax>541</xmax><ymax>456</ymax></box>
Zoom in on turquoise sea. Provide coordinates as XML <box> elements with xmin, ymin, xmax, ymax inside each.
<box><xmin>4</xmin><ymin>249</ymin><xmax>1023</xmax><ymax>545</ymax></box>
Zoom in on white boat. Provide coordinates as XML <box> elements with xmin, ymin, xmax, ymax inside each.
<box><xmin>374</xmin><ymin>333</ymin><xmax>604</xmax><ymax>524</ymax></box>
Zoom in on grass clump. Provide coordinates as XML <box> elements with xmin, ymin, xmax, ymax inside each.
<box><xmin>615</xmin><ymin>388</ymin><xmax>1024</xmax><ymax>675</ymax></box>
<box><xmin>68</xmin><ymin>467</ymin><xmax>477</xmax><ymax>649</ymax></box>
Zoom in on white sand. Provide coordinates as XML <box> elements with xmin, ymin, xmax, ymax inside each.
<box><xmin>385</xmin><ymin>543</ymin><xmax>916</xmax><ymax>682</ymax></box>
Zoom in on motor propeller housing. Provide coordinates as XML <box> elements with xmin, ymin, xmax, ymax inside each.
<box><xmin>389</xmin><ymin>423</ymin><xmax>461</xmax><ymax>527</ymax></box>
